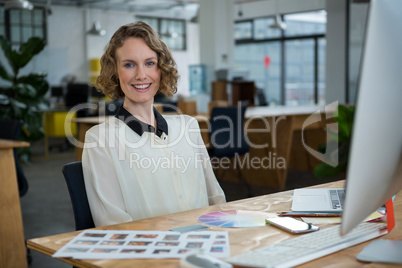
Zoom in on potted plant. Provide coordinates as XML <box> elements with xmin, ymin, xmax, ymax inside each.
<box><xmin>0</xmin><ymin>36</ymin><xmax>49</xmax><ymax>162</ymax></box>
<box><xmin>314</xmin><ymin>104</ymin><xmax>355</xmax><ymax>179</ymax></box>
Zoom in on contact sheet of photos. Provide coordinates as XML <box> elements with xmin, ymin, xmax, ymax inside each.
<box><xmin>52</xmin><ymin>229</ymin><xmax>230</xmax><ymax>259</ymax></box>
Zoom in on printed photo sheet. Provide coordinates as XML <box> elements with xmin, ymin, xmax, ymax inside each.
<box><xmin>52</xmin><ymin>229</ymin><xmax>230</xmax><ymax>259</ymax></box>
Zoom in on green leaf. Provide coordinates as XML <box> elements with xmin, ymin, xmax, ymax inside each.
<box><xmin>338</xmin><ymin>141</ymin><xmax>350</xmax><ymax>165</ymax></box>
<box><xmin>317</xmin><ymin>143</ymin><xmax>327</xmax><ymax>154</ymax></box>
<box><xmin>22</xmin><ymin>111</ymin><xmax>44</xmax><ymax>141</ymax></box>
<box><xmin>0</xmin><ymin>36</ymin><xmax>48</xmax><ymax>162</ymax></box>
<box><xmin>17</xmin><ymin>37</ymin><xmax>46</xmax><ymax>69</ymax></box>
<box><xmin>335</xmin><ymin>105</ymin><xmax>355</xmax><ymax>141</ymax></box>
<box><xmin>18</xmin><ymin>148</ymin><xmax>31</xmax><ymax>164</ymax></box>
<box><xmin>0</xmin><ymin>94</ymin><xmax>10</xmax><ymax>105</ymax></box>
<box><xmin>18</xmin><ymin>73</ymin><xmax>49</xmax><ymax>97</ymax></box>
<box><xmin>0</xmin><ymin>62</ymin><xmax>12</xmax><ymax>81</ymax></box>
<box><xmin>9</xmin><ymin>98</ymin><xmax>27</xmax><ymax>117</ymax></box>
<box><xmin>314</xmin><ymin>163</ymin><xmax>346</xmax><ymax>179</ymax></box>
<box><xmin>34</xmin><ymin>99</ymin><xmax>50</xmax><ymax>111</ymax></box>
<box><xmin>15</xmin><ymin>84</ymin><xmax>37</xmax><ymax>98</ymax></box>
<box><xmin>0</xmin><ymin>36</ymin><xmax>17</xmax><ymax>74</ymax></box>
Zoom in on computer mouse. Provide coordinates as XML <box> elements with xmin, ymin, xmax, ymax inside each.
<box><xmin>180</xmin><ymin>253</ymin><xmax>233</xmax><ymax>268</ymax></box>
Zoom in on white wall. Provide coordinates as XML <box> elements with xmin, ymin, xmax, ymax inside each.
<box><xmin>348</xmin><ymin>2</ymin><xmax>369</xmax><ymax>104</ymax></box>
<box><xmin>325</xmin><ymin>0</ymin><xmax>347</xmax><ymax>104</ymax></box>
<box><xmin>199</xmin><ymin>0</ymin><xmax>235</xmax><ymax>95</ymax></box>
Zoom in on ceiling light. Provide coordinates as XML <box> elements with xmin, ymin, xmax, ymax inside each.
<box><xmin>4</xmin><ymin>0</ymin><xmax>34</xmax><ymax>10</ymax></box>
<box><xmin>269</xmin><ymin>0</ymin><xmax>286</xmax><ymax>30</ymax></box>
<box><xmin>238</xmin><ymin>4</ymin><xmax>243</xmax><ymax>17</ymax></box>
<box><xmin>270</xmin><ymin>14</ymin><xmax>286</xmax><ymax>30</ymax></box>
<box><xmin>87</xmin><ymin>22</ymin><xmax>106</xmax><ymax>36</ymax></box>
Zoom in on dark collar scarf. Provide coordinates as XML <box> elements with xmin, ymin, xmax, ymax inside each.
<box><xmin>115</xmin><ymin>105</ymin><xmax>168</xmax><ymax>138</ymax></box>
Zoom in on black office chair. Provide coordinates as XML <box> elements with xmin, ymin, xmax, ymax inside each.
<box><xmin>209</xmin><ymin>102</ymin><xmax>253</xmax><ymax>197</ymax></box>
<box><xmin>0</xmin><ymin>119</ymin><xmax>29</xmax><ymax>197</ymax></box>
<box><xmin>62</xmin><ymin>161</ymin><xmax>95</xmax><ymax>230</ymax></box>
<box><xmin>256</xmin><ymin>87</ymin><xmax>268</xmax><ymax>106</ymax></box>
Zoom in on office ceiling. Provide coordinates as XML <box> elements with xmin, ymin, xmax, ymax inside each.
<box><xmin>0</xmin><ymin>0</ymin><xmax>264</xmax><ymax>13</ymax></box>
<box><xmin>0</xmin><ymin>0</ymin><xmax>266</xmax><ymax>20</ymax></box>
<box><xmin>0</xmin><ymin>0</ymin><xmax>199</xmax><ymax>13</ymax></box>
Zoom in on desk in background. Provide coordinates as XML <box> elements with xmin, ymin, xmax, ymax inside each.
<box><xmin>27</xmin><ymin>180</ymin><xmax>402</xmax><ymax>267</ymax></box>
<box><xmin>0</xmin><ymin>139</ymin><xmax>30</xmax><ymax>268</ymax></box>
<box><xmin>212</xmin><ymin>80</ymin><xmax>255</xmax><ymax>106</ymax></box>
<box><xmin>71</xmin><ymin>105</ymin><xmax>332</xmax><ymax>190</ymax></box>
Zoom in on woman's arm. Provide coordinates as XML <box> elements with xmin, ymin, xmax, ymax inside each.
<box><xmin>82</xmin><ymin>130</ymin><xmax>133</xmax><ymax>227</ymax></box>
<box><xmin>190</xmin><ymin>118</ymin><xmax>226</xmax><ymax>205</ymax></box>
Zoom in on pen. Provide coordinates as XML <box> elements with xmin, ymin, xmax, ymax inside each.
<box><xmin>278</xmin><ymin>212</ymin><xmax>342</xmax><ymax>217</ymax></box>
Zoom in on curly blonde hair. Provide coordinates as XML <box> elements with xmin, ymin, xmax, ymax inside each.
<box><xmin>95</xmin><ymin>21</ymin><xmax>179</xmax><ymax>99</ymax></box>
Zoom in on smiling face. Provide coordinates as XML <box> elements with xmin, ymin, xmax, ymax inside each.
<box><xmin>116</xmin><ymin>37</ymin><xmax>160</xmax><ymax>109</ymax></box>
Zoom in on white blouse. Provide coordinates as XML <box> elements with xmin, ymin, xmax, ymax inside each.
<box><xmin>82</xmin><ymin>110</ymin><xmax>226</xmax><ymax>227</ymax></box>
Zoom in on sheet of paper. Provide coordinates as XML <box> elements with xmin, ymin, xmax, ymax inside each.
<box><xmin>301</xmin><ymin>217</ymin><xmax>341</xmax><ymax>225</ymax></box>
<box><xmin>52</xmin><ymin>229</ymin><xmax>230</xmax><ymax>259</ymax></box>
<box><xmin>301</xmin><ymin>211</ymin><xmax>385</xmax><ymax>225</ymax></box>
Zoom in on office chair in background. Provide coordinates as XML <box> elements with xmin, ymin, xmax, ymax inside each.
<box><xmin>209</xmin><ymin>102</ymin><xmax>253</xmax><ymax>197</ymax></box>
<box><xmin>62</xmin><ymin>161</ymin><xmax>95</xmax><ymax>230</ymax></box>
<box><xmin>0</xmin><ymin>119</ymin><xmax>29</xmax><ymax>197</ymax></box>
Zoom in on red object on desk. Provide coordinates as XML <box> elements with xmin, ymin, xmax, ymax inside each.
<box><xmin>386</xmin><ymin>198</ymin><xmax>395</xmax><ymax>233</ymax></box>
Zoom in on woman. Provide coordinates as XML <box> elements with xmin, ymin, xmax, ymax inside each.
<box><xmin>82</xmin><ymin>21</ymin><xmax>226</xmax><ymax>227</ymax></box>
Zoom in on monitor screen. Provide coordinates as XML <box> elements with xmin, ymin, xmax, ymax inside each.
<box><xmin>51</xmin><ymin>86</ymin><xmax>63</xmax><ymax>97</ymax></box>
<box><xmin>341</xmin><ymin>0</ymin><xmax>402</xmax><ymax>235</ymax></box>
<box><xmin>65</xmin><ymin>83</ymin><xmax>89</xmax><ymax>108</ymax></box>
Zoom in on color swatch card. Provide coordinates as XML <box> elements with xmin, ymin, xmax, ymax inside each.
<box><xmin>198</xmin><ymin>210</ymin><xmax>272</xmax><ymax>228</ymax></box>
<box><xmin>52</xmin><ymin>229</ymin><xmax>230</xmax><ymax>259</ymax></box>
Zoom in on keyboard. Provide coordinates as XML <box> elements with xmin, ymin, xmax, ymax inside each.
<box><xmin>225</xmin><ymin>222</ymin><xmax>388</xmax><ymax>268</ymax></box>
<box><xmin>329</xmin><ymin>189</ymin><xmax>345</xmax><ymax>209</ymax></box>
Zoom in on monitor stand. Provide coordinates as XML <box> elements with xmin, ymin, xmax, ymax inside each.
<box><xmin>356</xmin><ymin>198</ymin><xmax>402</xmax><ymax>264</ymax></box>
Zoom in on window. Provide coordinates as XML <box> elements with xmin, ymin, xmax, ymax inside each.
<box><xmin>253</xmin><ymin>17</ymin><xmax>281</xmax><ymax>40</ymax></box>
<box><xmin>1</xmin><ymin>6</ymin><xmax>47</xmax><ymax>45</ymax></box>
<box><xmin>137</xmin><ymin>16</ymin><xmax>186</xmax><ymax>51</ymax></box>
<box><xmin>285</xmin><ymin>39</ymin><xmax>315</xmax><ymax>105</ymax></box>
<box><xmin>284</xmin><ymin>12</ymin><xmax>326</xmax><ymax>37</ymax></box>
<box><xmin>234</xmin><ymin>10</ymin><xmax>326</xmax><ymax>106</ymax></box>
<box><xmin>0</xmin><ymin>7</ymin><xmax>5</xmax><ymax>37</ymax></box>
<box><xmin>234</xmin><ymin>20</ymin><xmax>253</xmax><ymax>40</ymax></box>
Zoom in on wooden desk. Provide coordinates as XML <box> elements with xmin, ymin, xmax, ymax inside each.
<box><xmin>240</xmin><ymin>105</ymin><xmax>333</xmax><ymax>189</ymax></box>
<box><xmin>71</xmin><ymin>105</ymin><xmax>333</xmax><ymax>189</ymax></box>
<box><xmin>195</xmin><ymin>105</ymin><xmax>333</xmax><ymax>189</ymax></box>
<box><xmin>27</xmin><ymin>180</ymin><xmax>402</xmax><ymax>267</ymax></box>
<box><xmin>0</xmin><ymin>139</ymin><xmax>30</xmax><ymax>268</ymax></box>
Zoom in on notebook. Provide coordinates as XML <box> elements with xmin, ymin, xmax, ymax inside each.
<box><xmin>291</xmin><ymin>188</ymin><xmax>345</xmax><ymax>212</ymax></box>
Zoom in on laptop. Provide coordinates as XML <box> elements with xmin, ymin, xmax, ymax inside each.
<box><xmin>291</xmin><ymin>188</ymin><xmax>345</xmax><ymax>212</ymax></box>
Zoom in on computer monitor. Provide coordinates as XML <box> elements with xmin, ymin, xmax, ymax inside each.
<box><xmin>341</xmin><ymin>0</ymin><xmax>402</xmax><ymax>235</ymax></box>
<box><xmin>51</xmin><ymin>86</ymin><xmax>63</xmax><ymax>98</ymax></box>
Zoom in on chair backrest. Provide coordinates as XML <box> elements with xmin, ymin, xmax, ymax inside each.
<box><xmin>0</xmin><ymin>119</ymin><xmax>29</xmax><ymax>196</ymax></box>
<box><xmin>0</xmin><ymin>119</ymin><xmax>22</xmax><ymax>140</ymax></box>
<box><xmin>62</xmin><ymin>161</ymin><xmax>95</xmax><ymax>230</ymax></box>
<box><xmin>209</xmin><ymin>102</ymin><xmax>249</xmax><ymax>158</ymax></box>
